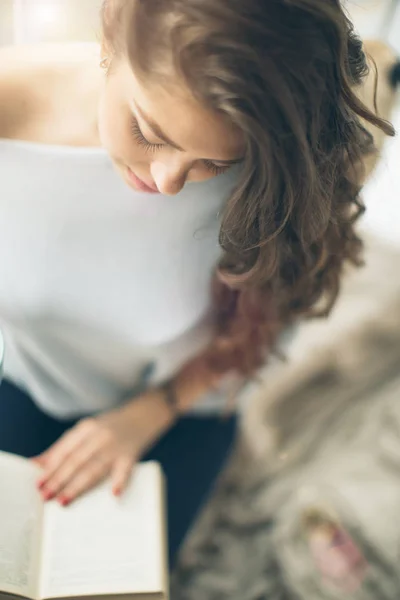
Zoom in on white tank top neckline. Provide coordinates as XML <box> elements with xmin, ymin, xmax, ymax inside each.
<box><xmin>0</xmin><ymin>138</ymin><xmax>239</xmax><ymax>417</ymax></box>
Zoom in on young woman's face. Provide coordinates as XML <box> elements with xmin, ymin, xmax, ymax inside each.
<box><xmin>98</xmin><ymin>56</ymin><xmax>245</xmax><ymax>195</ymax></box>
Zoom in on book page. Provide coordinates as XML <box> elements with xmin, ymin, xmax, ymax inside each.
<box><xmin>0</xmin><ymin>451</ymin><xmax>43</xmax><ymax>600</ymax></box>
<box><xmin>40</xmin><ymin>462</ymin><xmax>165</xmax><ymax>600</ymax></box>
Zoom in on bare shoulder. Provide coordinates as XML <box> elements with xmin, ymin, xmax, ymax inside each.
<box><xmin>0</xmin><ymin>43</ymin><xmax>100</xmax><ymax>144</ymax></box>
<box><xmin>0</xmin><ymin>44</ymin><xmax>65</xmax><ymax>139</ymax></box>
<box><xmin>0</xmin><ymin>45</ymin><xmax>38</xmax><ymax>138</ymax></box>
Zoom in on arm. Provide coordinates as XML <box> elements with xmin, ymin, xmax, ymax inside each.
<box><xmin>33</xmin><ymin>350</ymin><xmax>225</xmax><ymax>505</ymax></box>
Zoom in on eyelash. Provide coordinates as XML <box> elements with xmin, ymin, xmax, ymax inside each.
<box><xmin>202</xmin><ymin>160</ymin><xmax>229</xmax><ymax>176</ymax></box>
<box><xmin>130</xmin><ymin>118</ymin><xmax>230</xmax><ymax>176</ymax></box>
<box><xmin>131</xmin><ymin>119</ymin><xmax>163</xmax><ymax>153</ymax></box>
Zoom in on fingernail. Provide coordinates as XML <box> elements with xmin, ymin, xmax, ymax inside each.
<box><xmin>42</xmin><ymin>489</ymin><xmax>55</xmax><ymax>501</ymax></box>
<box><xmin>113</xmin><ymin>486</ymin><xmax>121</xmax><ymax>497</ymax></box>
<box><xmin>59</xmin><ymin>496</ymin><xmax>70</xmax><ymax>507</ymax></box>
<box><xmin>37</xmin><ymin>479</ymin><xmax>45</xmax><ymax>490</ymax></box>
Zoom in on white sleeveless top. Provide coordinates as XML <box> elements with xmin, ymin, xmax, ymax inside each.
<box><xmin>0</xmin><ymin>139</ymin><xmax>238</xmax><ymax>418</ymax></box>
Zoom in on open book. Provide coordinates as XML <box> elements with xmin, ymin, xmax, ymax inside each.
<box><xmin>0</xmin><ymin>451</ymin><xmax>167</xmax><ymax>600</ymax></box>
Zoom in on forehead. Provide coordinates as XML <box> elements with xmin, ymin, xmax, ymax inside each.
<box><xmin>116</xmin><ymin>59</ymin><xmax>245</xmax><ymax>161</ymax></box>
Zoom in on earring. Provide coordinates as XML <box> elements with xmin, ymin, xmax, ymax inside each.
<box><xmin>100</xmin><ymin>57</ymin><xmax>110</xmax><ymax>71</ymax></box>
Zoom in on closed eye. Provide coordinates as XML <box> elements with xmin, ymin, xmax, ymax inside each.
<box><xmin>131</xmin><ymin>118</ymin><xmax>164</xmax><ymax>152</ymax></box>
<box><xmin>131</xmin><ymin>116</ymin><xmax>237</xmax><ymax>175</ymax></box>
<box><xmin>202</xmin><ymin>160</ymin><xmax>231</xmax><ymax>175</ymax></box>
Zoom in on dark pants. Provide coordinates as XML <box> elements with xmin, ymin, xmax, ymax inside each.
<box><xmin>0</xmin><ymin>379</ymin><xmax>237</xmax><ymax>567</ymax></box>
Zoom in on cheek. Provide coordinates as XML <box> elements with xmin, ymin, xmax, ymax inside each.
<box><xmin>98</xmin><ymin>88</ymin><xmax>142</xmax><ymax>166</ymax></box>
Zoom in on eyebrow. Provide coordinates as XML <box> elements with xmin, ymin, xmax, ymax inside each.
<box><xmin>133</xmin><ymin>102</ymin><xmax>244</xmax><ymax>166</ymax></box>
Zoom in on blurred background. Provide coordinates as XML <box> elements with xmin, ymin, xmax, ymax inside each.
<box><xmin>0</xmin><ymin>0</ymin><xmax>399</xmax><ymax>45</ymax></box>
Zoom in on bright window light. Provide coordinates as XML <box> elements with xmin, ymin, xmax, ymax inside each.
<box><xmin>30</xmin><ymin>3</ymin><xmax>61</xmax><ymax>29</ymax></box>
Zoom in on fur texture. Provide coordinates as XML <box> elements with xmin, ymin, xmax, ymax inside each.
<box><xmin>172</xmin><ymin>40</ymin><xmax>400</xmax><ymax>600</ymax></box>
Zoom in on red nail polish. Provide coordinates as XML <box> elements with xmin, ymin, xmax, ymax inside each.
<box><xmin>43</xmin><ymin>490</ymin><xmax>55</xmax><ymax>501</ymax></box>
<box><xmin>113</xmin><ymin>487</ymin><xmax>121</xmax><ymax>497</ymax></box>
<box><xmin>59</xmin><ymin>496</ymin><xmax>70</xmax><ymax>507</ymax></box>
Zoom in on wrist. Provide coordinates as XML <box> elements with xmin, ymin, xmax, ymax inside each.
<box><xmin>121</xmin><ymin>389</ymin><xmax>175</xmax><ymax>433</ymax></box>
<box><xmin>151</xmin><ymin>387</ymin><xmax>178</xmax><ymax>426</ymax></box>
<box><xmin>173</xmin><ymin>360</ymin><xmax>216</xmax><ymax>412</ymax></box>
<box><xmin>159</xmin><ymin>378</ymin><xmax>180</xmax><ymax>419</ymax></box>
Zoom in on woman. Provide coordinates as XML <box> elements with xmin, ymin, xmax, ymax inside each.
<box><xmin>0</xmin><ymin>0</ymin><xmax>394</xmax><ymax>563</ymax></box>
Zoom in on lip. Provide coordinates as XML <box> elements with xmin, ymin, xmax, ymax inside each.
<box><xmin>126</xmin><ymin>167</ymin><xmax>159</xmax><ymax>194</ymax></box>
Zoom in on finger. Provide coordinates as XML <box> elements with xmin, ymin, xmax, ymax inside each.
<box><xmin>41</xmin><ymin>437</ymin><xmax>108</xmax><ymax>500</ymax></box>
<box><xmin>31</xmin><ymin>455</ymin><xmax>48</xmax><ymax>484</ymax></box>
<box><xmin>32</xmin><ymin>450</ymin><xmax>52</xmax><ymax>467</ymax></box>
<box><xmin>58</xmin><ymin>458</ymin><xmax>110</xmax><ymax>505</ymax></box>
<box><xmin>32</xmin><ymin>455</ymin><xmax>45</xmax><ymax>464</ymax></box>
<box><xmin>37</xmin><ymin>421</ymin><xmax>95</xmax><ymax>489</ymax></box>
<box><xmin>111</xmin><ymin>455</ymin><xmax>135</xmax><ymax>497</ymax></box>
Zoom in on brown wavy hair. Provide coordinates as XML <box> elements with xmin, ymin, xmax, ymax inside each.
<box><xmin>102</xmin><ymin>0</ymin><xmax>394</xmax><ymax>376</ymax></box>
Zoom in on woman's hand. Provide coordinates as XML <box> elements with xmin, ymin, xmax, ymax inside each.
<box><xmin>33</xmin><ymin>348</ymin><xmax>233</xmax><ymax>506</ymax></box>
<box><xmin>33</xmin><ymin>390</ymin><xmax>173</xmax><ymax>505</ymax></box>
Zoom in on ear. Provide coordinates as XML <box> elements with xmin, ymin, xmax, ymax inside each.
<box><xmin>100</xmin><ymin>38</ymin><xmax>110</xmax><ymax>61</ymax></box>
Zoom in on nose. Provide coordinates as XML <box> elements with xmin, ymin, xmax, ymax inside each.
<box><xmin>150</xmin><ymin>159</ymin><xmax>189</xmax><ymax>196</ymax></box>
